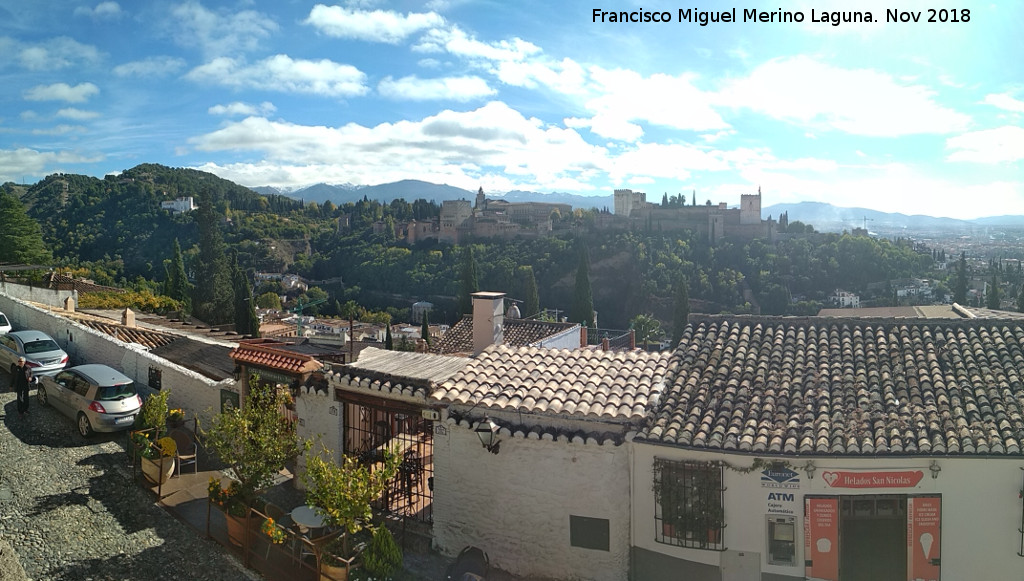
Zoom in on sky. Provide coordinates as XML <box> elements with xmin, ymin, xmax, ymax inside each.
<box><xmin>0</xmin><ymin>0</ymin><xmax>1022</xmax><ymax>219</ymax></box>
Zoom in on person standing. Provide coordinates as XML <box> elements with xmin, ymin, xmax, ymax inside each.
<box><xmin>14</xmin><ymin>357</ymin><xmax>31</xmax><ymax>417</ymax></box>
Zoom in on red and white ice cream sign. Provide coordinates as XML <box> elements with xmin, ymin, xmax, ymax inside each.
<box><xmin>908</xmin><ymin>496</ymin><xmax>941</xmax><ymax>581</ymax></box>
<box><xmin>820</xmin><ymin>470</ymin><xmax>924</xmax><ymax>488</ymax></box>
<box><xmin>804</xmin><ymin>497</ymin><xmax>839</xmax><ymax>581</ymax></box>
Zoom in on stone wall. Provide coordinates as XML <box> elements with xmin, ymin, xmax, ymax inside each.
<box><xmin>432</xmin><ymin>420</ymin><xmax>630</xmax><ymax>581</ymax></box>
<box><xmin>0</xmin><ymin>290</ymin><xmax>234</xmax><ymax>426</ymax></box>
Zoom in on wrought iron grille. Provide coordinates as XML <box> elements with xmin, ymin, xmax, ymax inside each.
<box><xmin>342</xmin><ymin>401</ymin><xmax>434</xmax><ymax>524</ymax></box>
<box><xmin>653</xmin><ymin>459</ymin><xmax>726</xmax><ymax>550</ymax></box>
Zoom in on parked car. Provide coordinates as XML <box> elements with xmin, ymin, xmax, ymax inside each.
<box><xmin>0</xmin><ymin>311</ymin><xmax>10</xmax><ymax>335</ymax></box>
<box><xmin>0</xmin><ymin>330</ymin><xmax>69</xmax><ymax>377</ymax></box>
<box><xmin>37</xmin><ymin>364</ymin><xmax>143</xmax><ymax>437</ymax></box>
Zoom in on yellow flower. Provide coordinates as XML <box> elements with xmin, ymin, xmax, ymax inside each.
<box><xmin>154</xmin><ymin>437</ymin><xmax>177</xmax><ymax>457</ymax></box>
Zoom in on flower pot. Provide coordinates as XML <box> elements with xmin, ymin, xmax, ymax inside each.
<box><xmin>226</xmin><ymin>513</ymin><xmax>246</xmax><ymax>547</ymax></box>
<box><xmin>320</xmin><ymin>558</ymin><xmax>350</xmax><ymax>581</ymax></box>
<box><xmin>140</xmin><ymin>455</ymin><xmax>175</xmax><ymax>485</ymax></box>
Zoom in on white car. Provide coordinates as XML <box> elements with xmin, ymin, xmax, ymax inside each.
<box><xmin>37</xmin><ymin>364</ymin><xmax>142</xmax><ymax>437</ymax></box>
<box><xmin>0</xmin><ymin>330</ymin><xmax>70</xmax><ymax>377</ymax></box>
<box><xmin>0</xmin><ymin>311</ymin><xmax>10</xmax><ymax>335</ymax></box>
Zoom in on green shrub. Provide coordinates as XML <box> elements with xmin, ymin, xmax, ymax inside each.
<box><xmin>362</xmin><ymin>526</ymin><xmax>402</xmax><ymax>578</ymax></box>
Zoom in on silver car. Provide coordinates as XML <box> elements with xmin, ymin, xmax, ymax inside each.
<box><xmin>0</xmin><ymin>330</ymin><xmax>69</xmax><ymax>377</ymax></box>
<box><xmin>37</xmin><ymin>364</ymin><xmax>142</xmax><ymax>437</ymax></box>
<box><xmin>0</xmin><ymin>311</ymin><xmax>10</xmax><ymax>335</ymax></box>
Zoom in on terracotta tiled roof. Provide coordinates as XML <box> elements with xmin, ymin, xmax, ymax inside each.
<box><xmin>639</xmin><ymin>315</ymin><xmax>1024</xmax><ymax>456</ymax></box>
<box><xmin>432</xmin><ymin>345</ymin><xmax>669</xmax><ymax>422</ymax></box>
<box><xmin>432</xmin><ymin>316</ymin><xmax>578</xmax><ymax>355</ymax></box>
<box><xmin>330</xmin><ymin>347</ymin><xmax>469</xmax><ymax>397</ymax></box>
<box><xmin>75</xmin><ymin>319</ymin><xmax>178</xmax><ymax>349</ymax></box>
<box><xmin>229</xmin><ymin>340</ymin><xmax>322</xmax><ymax>374</ymax></box>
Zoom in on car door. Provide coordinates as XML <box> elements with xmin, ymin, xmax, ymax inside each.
<box><xmin>47</xmin><ymin>370</ymin><xmax>77</xmax><ymax>417</ymax></box>
<box><xmin>0</xmin><ymin>335</ymin><xmax>17</xmax><ymax>369</ymax></box>
<box><xmin>66</xmin><ymin>374</ymin><xmax>93</xmax><ymax>419</ymax></box>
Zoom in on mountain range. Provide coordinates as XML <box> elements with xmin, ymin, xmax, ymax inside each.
<box><xmin>254</xmin><ymin>180</ymin><xmax>1024</xmax><ymax>231</ymax></box>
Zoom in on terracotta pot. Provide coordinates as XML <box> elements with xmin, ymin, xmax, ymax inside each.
<box><xmin>320</xmin><ymin>559</ymin><xmax>349</xmax><ymax>581</ymax></box>
<box><xmin>140</xmin><ymin>455</ymin><xmax>175</xmax><ymax>485</ymax></box>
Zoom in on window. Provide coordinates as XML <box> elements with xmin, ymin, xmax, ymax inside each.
<box><xmin>654</xmin><ymin>459</ymin><xmax>725</xmax><ymax>550</ymax></box>
<box><xmin>569</xmin><ymin>515</ymin><xmax>610</xmax><ymax>551</ymax></box>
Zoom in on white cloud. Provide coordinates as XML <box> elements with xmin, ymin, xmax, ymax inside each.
<box><xmin>208</xmin><ymin>101</ymin><xmax>277</xmax><ymax>116</ymax></box>
<box><xmin>304</xmin><ymin>4</ymin><xmax>443</xmax><ymax>43</ymax></box>
<box><xmin>378</xmin><ymin>75</ymin><xmax>495</xmax><ymax>101</ymax></box>
<box><xmin>189</xmin><ymin>101</ymin><xmax>608</xmax><ymax>189</ymax></box>
<box><xmin>582</xmin><ymin>68</ymin><xmax>728</xmax><ymax>141</ymax></box>
<box><xmin>946</xmin><ymin>126</ymin><xmax>1024</xmax><ymax>163</ymax></box>
<box><xmin>171</xmin><ymin>2</ymin><xmax>278</xmax><ymax>56</ymax></box>
<box><xmin>113</xmin><ymin>56</ymin><xmax>187</xmax><ymax>77</ymax></box>
<box><xmin>186</xmin><ymin>55</ymin><xmax>368</xmax><ymax>97</ymax></box>
<box><xmin>56</xmin><ymin>108</ymin><xmax>100</xmax><ymax>120</ymax></box>
<box><xmin>0</xmin><ymin>148</ymin><xmax>102</xmax><ymax>182</ymax></box>
<box><xmin>17</xmin><ymin>37</ymin><xmax>103</xmax><ymax>71</ymax></box>
<box><xmin>74</xmin><ymin>2</ymin><xmax>123</xmax><ymax>19</ymax></box>
<box><xmin>717</xmin><ymin>56</ymin><xmax>971</xmax><ymax>136</ymax></box>
<box><xmin>32</xmin><ymin>124</ymin><xmax>86</xmax><ymax>135</ymax></box>
<box><xmin>982</xmin><ymin>93</ymin><xmax>1024</xmax><ymax>113</ymax></box>
<box><xmin>24</xmin><ymin>83</ymin><xmax>100</xmax><ymax>103</ymax></box>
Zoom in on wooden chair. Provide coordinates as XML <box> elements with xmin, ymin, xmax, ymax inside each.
<box><xmin>297</xmin><ymin>527</ymin><xmax>344</xmax><ymax>570</ymax></box>
<box><xmin>168</xmin><ymin>428</ymin><xmax>198</xmax><ymax>476</ymax></box>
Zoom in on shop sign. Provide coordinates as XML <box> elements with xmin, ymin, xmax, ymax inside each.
<box><xmin>804</xmin><ymin>496</ymin><xmax>839</xmax><ymax>581</ymax></box>
<box><xmin>820</xmin><ymin>470</ymin><xmax>923</xmax><ymax>489</ymax></box>
<box><xmin>908</xmin><ymin>496</ymin><xmax>941</xmax><ymax>581</ymax></box>
<box><xmin>761</xmin><ymin>467</ymin><xmax>800</xmax><ymax>489</ymax></box>
<box><xmin>767</xmin><ymin>491</ymin><xmax>797</xmax><ymax>515</ymax></box>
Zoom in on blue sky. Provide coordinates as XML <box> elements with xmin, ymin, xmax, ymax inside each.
<box><xmin>0</xmin><ymin>0</ymin><xmax>1021</xmax><ymax>219</ymax></box>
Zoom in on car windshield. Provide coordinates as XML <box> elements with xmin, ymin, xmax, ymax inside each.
<box><xmin>96</xmin><ymin>382</ymin><xmax>137</xmax><ymax>401</ymax></box>
<box><xmin>0</xmin><ymin>314</ymin><xmax>9</xmax><ymax>326</ymax></box>
<box><xmin>23</xmin><ymin>339</ymin><xmax>60</xmax><ymax>354</ymax></box>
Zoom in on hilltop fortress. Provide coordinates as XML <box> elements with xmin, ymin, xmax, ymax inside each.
<box><xmin>376</xmin><ymin>187</ymin><xmax>781</xmax><ymax>244</ymax></box>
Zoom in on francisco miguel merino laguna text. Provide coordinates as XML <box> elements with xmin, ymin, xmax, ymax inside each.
<box><xmin>591</xmin><ymin>8</ymin><xmax>972</xmax><ymax>26</ymax></box>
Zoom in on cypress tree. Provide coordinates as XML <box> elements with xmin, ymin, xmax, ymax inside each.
<box><xmin>0</xmin><ymin>190</ymin><xmax>51</xmax><ymax>264</ymax></box>
<box><xmin>164</xmin><ymin>238</ymin><xmax>192</xmax><ymax>315</ymax></box>
<box><xmin>421</xmin><ymin>310</ymin><xmax>431</xmax><ymax>345</ymax></box>
<box><xmin>192</xmin><ymin>199</ymin><xmax>233</xmax><ymax>324</ymax></box>
<box><xmin>385</xmin><ymin>324</ymin><xmax>394</xmax><ymax>350</ymax></box>
<box><xmin>515</xmin><ymin>265</ymin><xmax>540</xmax><ymax>318</ymax></box>
<box><xmin>671</xmin><ymin>275</ymin><xmax>690</xmax><ymax>349</ymax></box>
<box><xmin>987</xmin><ymin>273</ymin><xmax>1000</xmax><ymax>310</ymax></box>
<box><xmin>569</xmin><ymin>244</ymin><xmax>594</xmax><ymax>327</ymax></box>
<box><xmin>1017</xmin><ymin>285</ymin><xmax>1024</xmax><ymax>313</ymax></box>
<box><xmin>232</xmin><ymin>254</ymin><xmax>260</xmax><ymax>337</ymax></box>
<box><xmin>457</xmin><ymin>246</ymin><xmax>478</xmax><ymax>315</ymax></box>
<box><xmin>954</xmin><ymin>252</ymin><xmax>968</xmax><ymax>304</ymax></box>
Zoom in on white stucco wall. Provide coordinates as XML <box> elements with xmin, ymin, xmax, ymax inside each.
<box><xmin>0</xmin><ymin>281</ymin><xmax>75</xmax><ymax>308</ymax></box>
<box><xmin>293</xmin><ymin>386</ymin><xmax>343</xmax><ymax>490</ymax></box>
<box><xmin>536</xmin><ymin>325</ymin><xmax>583</xmax><ymax>350</ymax></box>
<box><xmin>0</xmin><ymin>291</ymin><xmax>233</xmax><ymax>426</ymax></box>
<box><xmin>433</xmin><ymin>420</ymin><xmax>631</xmax><ymax>581</ymax></box>
<box><xmin>632</xmin><ymin>443</ymin><xmax>1024</xmax><ymax>580</ymax></box>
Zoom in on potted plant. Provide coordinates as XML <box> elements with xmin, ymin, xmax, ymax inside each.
<box><xmin>167</xmin><ymin>408</ymin><xmax>185</xmax><ymax>429</ymax></box>
<box><xmin>204</xmin><ymin>376</ymin><xmax>310</xmax><ymax>547</ymax></box>
<box><xmin>140</xmin><ymin>388</ymin><xmax>171</xmax><ymax>439</ymax></box>
<box><xmin>138</xmin><ymin>435</ymin><xmax>177</xmax><ymax>485</ymax></box>
<box><xmin>301</xmin><ymin>448</ymin><xmax>401</xmax><ymax>579</ymax></box>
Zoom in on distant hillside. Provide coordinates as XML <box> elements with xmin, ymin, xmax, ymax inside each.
<box><xmin>763</xmin><ymin>201</ymin><xmax>982</xmax><ymax>232</ymax></box>
<box><xmin>256</xmin><ymin>180</ymin><xmax>613</xmax><ymax>210</ymax></box>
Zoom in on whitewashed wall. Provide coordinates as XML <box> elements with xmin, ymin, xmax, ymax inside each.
<box><xmin>0</xmin><ymin>291</ymin><xmax>234</xmax><ymax>426</ymax></box>
<box><xmin>632</xmin><ymin>444</ymin><xmax>1023</xmax><ymax>580</ymax></box>
<box><xmin>536</xmin><ymin>325</ymin><xmax>583</xmax><ymax>350</ymax></box>
<box><xmin>0</xmin><ymin>281</ymin><xmax>75</xmax><ymax>308</ymax></box>
<box><xmin>293</xmin><ymin>386</ymin><xmax>343</xmax><ymax>490</ymax></box>
<box><xmin>433</xmin><ymin>420</ymin><xmax>631</xmax><ymax>581</ymax></box>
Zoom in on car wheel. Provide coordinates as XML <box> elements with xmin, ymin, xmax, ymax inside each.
<box><xmin>37</xmin><ymin>386</ymin><xmax>48</xmax><ymax>406</ymax></box>
<box><xmin>77</xmin><ymin>413</ymin><xmax>94</xmax><ymax>438</ymax></box>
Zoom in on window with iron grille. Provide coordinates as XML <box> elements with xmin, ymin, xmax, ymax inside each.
<box><xmin>653</xmin><ymin>459</ymin><xmax>726</xmax><ymax>550</ymax></box>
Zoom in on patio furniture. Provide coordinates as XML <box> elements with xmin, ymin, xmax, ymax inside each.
<box><xmin>168</xmin><ymin>428</ymin><xmax>198</xmax><ymax>476</ymax></box>
<box><xmin>445</xmin><ymin>545</ymin><xmax>489</xmax><ymax>581</ymax></box>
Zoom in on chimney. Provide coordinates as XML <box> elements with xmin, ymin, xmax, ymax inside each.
<box><xmin>472</xmin><ymin>291</ymin><xmax>505</xmax><ymax>354</ymax></box>
<box><xmin>121</xmin><ymin>308</ymin><xmax>136</xmax><ymax>328</ymax></box>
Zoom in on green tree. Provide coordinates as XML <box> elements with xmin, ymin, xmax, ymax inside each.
<box><xmin>231</xmin><ymin>255</ymin><xmax>260</xmax><ymax>337</ymax></box>
<box><xmin>421</xmin><ymin>310</ymin><xmax>431</xmax><ymax>345</ymax></box>
<box><xmin>457</xmin><ymin>245</ymin><xmax>478</xmax><ymax>315</ymax></box>
<box><xmin>164</xmin><ymin>238</ymin><xmax>192</xmax><ymax>315</ymax></box>
<box><xmin>385</xmin><ymin>324</ymin><xmax>393</xmax><ymax>350</ymax></box>
<box><xmin>514</xmin><ymin>265</ymin><xmax>540</xmax><ymax>318</ymax></box>
<box><xmin>1017</xmin><ymin>285</ymin><xmax>1024</xmax><ymax>313</ymax></box>
<box><xmin>570</xmin><ymin>244</ymin><xmax>594</xmax><ymax>327</ymax></box>
<box><xmin>0</xmin><ymin>190</ymin><xmax>51</xmax><ymax>264</ymax></box>
<box><xmin>630</xmin><ymin>313</ymin><xmax>662</xmax><ymax>350</ymax></box>
<box><xmin>671</xmin><ymin>275</ymin><xmax>690</xmax><ymax>348</ymax></box>
<box><xmin>954</xmin><ymin>252</ymin><xmax>968</xmax><ymax>304</ymax></box>
<box><xmin>987</xmin><ymin>273</ymin><xmax>1001</xmax><ymax>310</ymax></box>
<box><xmin>255</xmin><ymin>291</ymin><xmax>282</xmax><ymax>310</ymax></box>
<box><xmin>192</xmin><ymin>200</ymin><xmax>233</xmax><ymax>323</ymax></box>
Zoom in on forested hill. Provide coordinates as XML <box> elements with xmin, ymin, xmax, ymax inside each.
<box><xmin>20</xmin><ymin>164</ymin><xmax>301</xmax><ymax>278</ymax></box>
